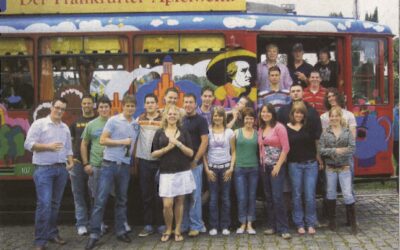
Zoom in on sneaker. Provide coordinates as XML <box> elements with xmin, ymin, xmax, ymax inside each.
<box><xmin>222</xmin><ymin>229</ymin><xmax>230</xmax><ymax>235</ymax></box>
<box><xmin>188</xmin><ymin>230</ymin><xmax>200</xmax><ymax>237</ymax></box>
<box><xmin>138</xmin><ymin>226</ymin><xmax>154</xmax><ymax>237</ymax></box>
<box><xmin>77</xmin><ymin>226</ymin><xmax>88</xmax><ymax>236</ymax></box>
<box><xmin>209</xmin><ymin>228</ymin><xmax>218</xmax><ymax>236</ymax></box>
<box><xmin>101</xmin><ymin>223</ymin><xmax>109</xmax><ymax>236</ymax></box>
<box><xmin>236</xmin><ymin>227</ymin><xmax>245</xmax><ymax>234</ymax></box>
<box><xmin>247</xmin><ymin>228</ymin><xmax>256</xmax><ymax>235</ymax></box>
<box><xmin>281</xmin><ymin>233</ymin><xmax>292</xmax><ymax>239</ymax></box>
<box><xmin>124</xmin><ymin>222</ymin><xmax>132</xmax><ymax>233</ymax></box>
<box><xmin>263</xmin><ymin>229</ymin><xmax>275</xmax><ymax>235</ymax></box>
<box><xmin>200</xmin><ymin>226</ymin><xmax>207</xmax><ymax>233</ymax></box>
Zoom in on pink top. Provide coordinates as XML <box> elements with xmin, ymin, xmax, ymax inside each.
<box><xmin>258</xmin><ymin>122</ymin><xmax>290</xmax><ymax>166</ymax></box>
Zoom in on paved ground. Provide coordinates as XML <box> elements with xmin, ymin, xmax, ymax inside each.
<box><xmin>0</xmin><ymin>189</ymin><xmax>398</xmax><ymax>250</ymax></box>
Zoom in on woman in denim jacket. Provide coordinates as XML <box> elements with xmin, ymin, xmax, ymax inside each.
<box><xmin>319</xmin><ymin>106</ymin><xmax>357</xmax><ymax>234</ymax></box>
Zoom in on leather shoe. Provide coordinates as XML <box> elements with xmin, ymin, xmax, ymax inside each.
<box><xmin>49</xmin><ymin>235</ymin><xmax>66</xmax><ymax>245</ymax></box>
<box><xmin>85</xmin><ymin>238</ymin><xmax>98</xmax><ymax>250</ymax></box>
<box><xmin>116</xmin><ymin>233</ymin><xmax>131</xmax><ymax>243</ymax></box>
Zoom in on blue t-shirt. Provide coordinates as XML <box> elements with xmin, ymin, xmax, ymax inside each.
<box><xmin>103</xmin><ymin>114</ymin><xmax>139</xmax><ymax>164</ymax></box>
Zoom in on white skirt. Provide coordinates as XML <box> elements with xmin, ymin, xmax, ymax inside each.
<box><xmin>159</xmin><ymin>170</ymin><xmax>196</xmax><ymax>198</ymax></box>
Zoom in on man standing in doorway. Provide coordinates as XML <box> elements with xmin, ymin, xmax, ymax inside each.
<box><xmin>24</xmin><ymin>97</ymin><xmax>74</xmax><ymax>250</ymax></box>
<box><xmin>289</xmin><ymin>43</ymin><xmax>313</xmax><ymax>89</ymax></box>
<box><xmin>181</xmin><ymin>93</ymin><xmax>209</xmax><ymax>237</ymax></box>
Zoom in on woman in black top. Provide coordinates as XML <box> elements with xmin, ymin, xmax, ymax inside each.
<box><xmin>286</xmin><ymin>102</ymin><xmax>319</xmax><ymax>235</ymax></box>
<box><xmin>152</xmin><ymin>105</ymin><xmax>194</xmax><ymax>242</ymax></box>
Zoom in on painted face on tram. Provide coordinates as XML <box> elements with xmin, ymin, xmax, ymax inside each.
<box><xmin>81</xmin><ymin>97</ymin><xmax>94</xmax><ymax>116</ymax></box>
<box><xmin>327</xmin><ymin>92</ymin><xmax>338</xmax><ymax>107</ymax></box>
<box><xmin>144</xmin><ymin>97</ymin><xmax>158</xmax><ymax>114</ymax></box>
<box><xmin>164</xmin><ymin>91</ymin><xmax>178</xmax><ymax>106</ymax></box>
<box><xmin>97</xmin><ymin>102</ymin><xmax>111</xmax><ymax>119</ymax></box>
<box><xmin>50</xmin><ymin>100</ymin><xmax>67</xmax><ymax>122</ymax></box>
<box><xmin>294</xmin><ymin>110</ymin><xmax>305</xmax><ymax>123</ymax></box>
<box><xmin>122</xmin><ymin>102</ymin><xmax>136</xmax><ymax>118</ymax></box>
<box><xmin>260</xmin><ymin>106</ymin><xmax>273</xmax><ymax>123</ymax></box>
<box><xmin>244</xmin><ymin>115</ymin><xmax>255</xmax><ymax>128</ymax></box>
<box><xmin>232</xmin><ymin>61</ymin><xmax>252</xmax><ymax>88</ymax></box>
<box><xmin>266</xmin><ymin>47</ymin><xmax>278</xmax><ymax>62</ymax></box>
<box><xmin>201</xmin><ymin>89</ymin><xmax>215</xmax><ymax>108</ymax></box>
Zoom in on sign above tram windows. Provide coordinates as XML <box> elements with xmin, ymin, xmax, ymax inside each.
<box><xmin>0</xmin><ymin>0</ymin><xmax>246</xmax><ymax>15</ymax></box>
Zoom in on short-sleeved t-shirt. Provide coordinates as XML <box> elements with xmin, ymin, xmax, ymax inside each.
<box><xmin>70</xmin><ymin>115</ymin><xmax>95</xmax><ymax>161</ymax></box>
<box><xmin>182</xmin><ymin>114</ymin><xmax>209</xmax><ymax>162</ymax></box>
<box><xmin>81</xmin><ymin>116</ymin><xmax>107</xmax><ymax>167</ymax></box>
<box><xmin>320</xmin><ymin>109</ymin><xmax>357</xmax><ymax>130</ymax></box>
<box><xmin>152</xmin><ymin>128</ymin><xmax>193</xmax><ymax>174</ymax></box>
<box><xmin>103</xmin><ymin>114</ymin><xmax>139</xmax><ymax>164</ymax></box>
<box><xmin>289</xmin><ymin>61</ymin><xmax>314</xmax><ymax>89</ymax></box>
<box><xmin>314</xmin><ymin>61</ymin><xmax>338</xmax><ymax>89</ymax></box>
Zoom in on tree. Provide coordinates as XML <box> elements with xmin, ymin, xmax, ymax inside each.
<box><xmin>329</xmin><ymin>12</ymin><xmax>343</xmax><ymax>17</ymax></box>
<box><xmin>365</xmin><ymin>7</ymin><xmax>379</xmax><ymax>22</ymax></box>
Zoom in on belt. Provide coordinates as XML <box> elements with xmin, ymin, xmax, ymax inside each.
<box><xmin>103</xmin><ymin>159</ymin><xmax>128</xmax><ymax>166</ymax></box>
<box><xmin>209</xmin><ymin>162</ymin><xmax>230</xmax><ymax>169</ymax></box>
<box><xmin>293</xmin><ymin>159</ymin><xmax>316</xmax><ymax>165</ymax></box>
<box><xmin>36</xmin><ymin>163</ymin><xmax>66</xmax><ymax>167</ymax></box>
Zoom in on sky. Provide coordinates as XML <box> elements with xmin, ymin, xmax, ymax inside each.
<box><xmin>249</xmin><ymin>0</ymin><xmax>399</xmax><ymax>37</ymax></box>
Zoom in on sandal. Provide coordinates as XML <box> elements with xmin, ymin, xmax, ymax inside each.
<box><xmin>174</xmin><ymin>233</ymin><xmax>184</xmax><ymax>242</ymax></box>
<box><xmin>308</xmin><ymin>227</ymin><xmax>316</xmax><ymax>235</ymax></box>
<box><xmin>297</xmin><ymin>227</ymin><xmax>305</xmax><ymax>235</ymax></box>
<box><xmin>161</xmin><ymin>232</ymin><xmax>171</xmax><ymax>242</ymax></box>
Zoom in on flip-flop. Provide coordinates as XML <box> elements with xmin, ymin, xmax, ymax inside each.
<box><xmin>174</xmin><ymin>233</ymin><xmax>184</xmax><ymax>242</ymax></box>
<box><xmin>308</xmin><ymin>227</ymin><xmax>316</xmax><ymax>235</ymax></box>
<box><xmin>297</xmin><ymin>227</ymin><xmax>306</xmax><ymax>235</ymax></box>
<box><xmin>161</xmin><ymin>233</ymin><xmax>171</xmax><ymax>242</ymax></box>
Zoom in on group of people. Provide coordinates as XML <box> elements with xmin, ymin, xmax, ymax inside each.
<box><xmin>25</xmin><ymin>43</ymin><xmax>357</xmax><ymax>250</ymax></box>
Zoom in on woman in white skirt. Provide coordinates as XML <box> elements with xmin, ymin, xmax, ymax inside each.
<box><xmin>151</xmin><ymin>105</ymin><xmax>195</xmax><ymax>242</ymax></box>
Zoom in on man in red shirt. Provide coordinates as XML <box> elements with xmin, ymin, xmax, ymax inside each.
<box><xmin>303</xmin><ymin>70</ymin><xmax>326</xmax><ymax>115</ymax></box>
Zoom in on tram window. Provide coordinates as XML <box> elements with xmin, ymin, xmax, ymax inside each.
<box><xmin>0</xmin><ymin>38</ymin><xmax>34</xmax><ymax>110</ymax></box>
<box><xmin>352</xmin><ymin>38</ymin><xmax>388</xmax><ymax>105</ymax></box>
<box><xmin>39</xmin><ymin>36</ymin><xmax>128</xmax><ymax>102</ymax></box>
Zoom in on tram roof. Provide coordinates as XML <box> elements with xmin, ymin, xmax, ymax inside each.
<box><xmin>0</xmin><ymin>12</ymin><xmax>393</xmax><ymax>36</ymax></box>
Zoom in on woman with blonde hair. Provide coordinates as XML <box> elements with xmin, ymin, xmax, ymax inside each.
<box><xmin>204</xmin><ymin>106</ymin><xmax>236</xmax><ymax>236</ymax></box>
<box><xmin>286</xmin><ymin>102</ymin><xmax>320</xmax><ymax>235</ymax></box>
<box><xmin>151</xmin><ymin>105</ymin><xmax>195</xmax><ymax>242</ymax></box>
<box><xmin>319</xmin><ymin>106</ymin><xmax>357</xmax><ymax>234</ymax></box>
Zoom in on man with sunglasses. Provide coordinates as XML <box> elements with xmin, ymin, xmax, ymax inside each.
<box><xmin>24</xmin><ymin>97</ymin><xmax>74</xmax><ymax>250</ymax></box>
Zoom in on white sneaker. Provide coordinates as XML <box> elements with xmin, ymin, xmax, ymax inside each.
<box><xmin>77</xmin><ymin>226</ymin><xmax>88</xmax><ymax>236</ymax></box>
<box><xmin>236</xmin><ymin>227</ymin><xmax>245</xmax><ymax>234</ymax></box>
<box><xmin>124</xmin><ymin>222</ymin><xmax>132</xmax><ymax>232</ymax></box>
<box><xmin>209</xmin><ymin>228</ymin><xmax>218</xmax><ymax>236</ymax></box>
<box><xmin>222</xmin><ymin>229</ymin><xmax>230</xmax><ymax>235</ymax></box>
<box><xmin>200</xmin><ymin>226</ymin><xmax>207</xmax><ymax>233</ymax></box>
<box><xmin>247</xmin><ymin>228</ymin><xmax>256</xmax><ymax>235</ymax></box>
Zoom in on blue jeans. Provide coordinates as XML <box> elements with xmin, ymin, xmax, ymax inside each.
<box><xmin>261</xmin><ymin>164</ymin><xmax>289</xmax><ymax>233</ymax></box>
<box><xmin>234</xmin><ymin>167</ymin><xmax>259</xmax><ymax>224</ymax></box>
<box><xmin>33</xmin><ymin>165</ymin><xmax>69</xmax><ymax>247</ymax></box>
<box><xmin>208</xmin><ymin>167</ymin><xmax>231</xmax><ymax>229</ymax></box>
<box><xmin>139</xmin><ymin>159</ymin><xmax>163</xmax><ymax>228</ymax></box>
<box><xmin>182</xmin><ymin>164</ymin><xmax>205</xmax><ymax>231</ymax></box>
<box><xmin>89</xmin><ymin>161</ymin><xmax>131</xmax><ymax>239</ymax></box>
<box><xmin>288</xmin><ymin>161</ymin><xmax>318</xmax><ymax>228</ymax></box>
<box><xmin>70</xmin><ymin>162</ymin><xmax>89</xmax><ymax>228</ymax></box>
<box><xmin>326</xmin><ymin>167</ymin><xmax>355</xmax><ymax>204</ymax></box>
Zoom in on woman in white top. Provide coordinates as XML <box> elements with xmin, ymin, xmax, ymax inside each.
<box><xmin>204</xmin><ymin>106</ymin><xmax>236</xmax><ymax>236</ymax></box>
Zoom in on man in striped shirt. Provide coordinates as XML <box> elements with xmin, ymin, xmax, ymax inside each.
<box><xmin>303</xmin><ymin>70</ymin><xmax>327</xmax><ymax>115</ymax></box>
<box><xmin>257</xmin><ymin>65</ymin><xmax>291</xmax><ymax>111</ymax></box>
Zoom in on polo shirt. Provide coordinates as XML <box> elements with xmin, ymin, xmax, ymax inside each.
<box><xmin>103</xmin><ymin>114</ymin><xmax>139</xmax><ymax>164</ymax></box>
